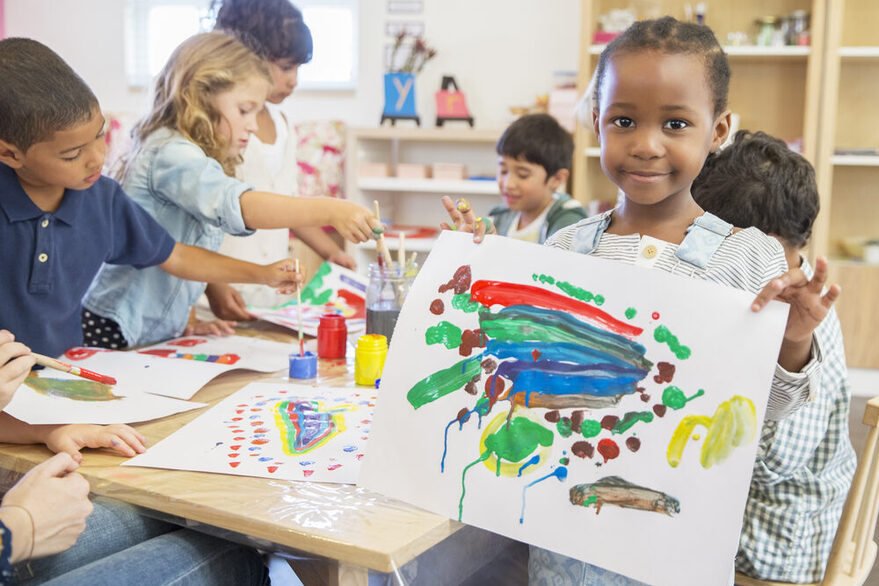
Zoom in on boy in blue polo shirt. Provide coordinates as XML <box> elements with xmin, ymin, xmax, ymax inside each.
<box><xmin>0</xmin><ymin>38</ymin><xmax>271</xmax><ymax>584</ymax></box>
<box><xmin>0</xmin><ymin>38</ymin><xmax>299</xmax><ymax>359</ymax></box>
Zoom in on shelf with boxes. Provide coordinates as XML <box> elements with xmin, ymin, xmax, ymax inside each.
<box><xmin>345</xmin><ymin>126</ymin><xmax>503</xmax><ymax>268</ymax></box>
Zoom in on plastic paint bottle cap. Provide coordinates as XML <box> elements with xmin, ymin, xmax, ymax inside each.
<box><xmin>289</xmin><ymin>351</ymin><xmax>318</xmax><ymax>379</ymax></box>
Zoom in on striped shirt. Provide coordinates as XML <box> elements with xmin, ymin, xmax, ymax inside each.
<box><xmin>528</xmin><ymin>211</ymin><xmax>833</xmax><ymax>586</ymax></box>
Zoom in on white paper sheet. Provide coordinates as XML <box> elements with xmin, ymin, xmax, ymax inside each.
<box><xmin>359</xmin><ymin>232</ymin><xmax>789</xmax><ymax>586</ymax></box>
<box><xmin>125</xmin><ymin>382</ymin><xmax>376</xmax><ymax>484</ymax></box>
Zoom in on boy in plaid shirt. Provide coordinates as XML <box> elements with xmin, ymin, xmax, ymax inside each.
<box><xmin>694</xmin><ymin>130</ymin><xmax>857</xmax><ymax>582</ymax></box>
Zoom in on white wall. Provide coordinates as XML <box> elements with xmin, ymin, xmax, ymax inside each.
<box><xmin>5</xmin><ymin>0</ymin><xmax>581</xmax><ymax>130</ymax></box>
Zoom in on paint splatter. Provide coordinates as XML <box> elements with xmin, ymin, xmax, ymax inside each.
<box><xmin>653</xmin><ymin>362</ymin><xmax>676</xmax><ymax>384</ymax></box>
<box><xmin>570</xmin><ymin>476</ymin><xmax>679</xmax><ymax>516</ymax></box>
<box><xmin>438</xmin><ymin>265</ymin><xmax>472</xmax><ymax>294</ymax></box>
<box><xmin>597</xmin><ymin>439</ymin><xmax>620</xmax><ymax>462</ymax></box>
<box><xmin>667</xmin><ymin>395</ymin><xmax>757</xmax><ymax>469</ymax></box>
<box><xmin>425</xmin><ymin>321</ymin><xmax>462</xmax><ymax>349</ymax></box>
<box><xmin>653</xmin><ymin>325</ymin><xmax>691</xmax><ymax>360</ymax></box>
<box><xmin>24</xmin><ymin>374</ymin><xmax>122</xmax><ymax>402</ymax></box>
<box><xmin>611</xmin><ymin>411</ymin><xmax>654</xmax><ymax>434</ymax></box>
<box><xmin>662</xmin><ymin>386</ymin><xmax>705</xmax><ymax>410</ymax></box>
<box><xmin>519</xmin><ymin>466</ymin><xmax>568</xmax><ymax>523</ymax></box>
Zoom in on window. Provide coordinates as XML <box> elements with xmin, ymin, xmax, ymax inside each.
<box><xmin>124</xmin><ymin>0</ymin><xmax>358</xmax><ymax>91</ymax></box>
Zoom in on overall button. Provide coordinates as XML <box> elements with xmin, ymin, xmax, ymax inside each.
<box><xmin>41</xmin><ymin>219</ymin><xmax>49</xmax><ymax>228</ymax></box>
<box><xmin>38</xmin><ymin>253</ymin><xmax>48</xmax><ymax>263</ymax></box>
<box><xmin>642</xmin><ymin>245</ymin><xmax>658</xmax><ymax>259</ymax></box>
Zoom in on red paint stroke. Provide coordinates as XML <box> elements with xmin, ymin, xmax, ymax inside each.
<box><xmin>231</xmin><ymin>417</ymin><xmax>243</xmax><ymax>421</ymax></box>
<box><xmin>337</xmin><ymin>289</ymin><xmax>366</xmax><ymax>319</ymax></box>
<box><xmin>228</xmin><ymin>453</ymin><xmax>239</xmax><ymax>458</ymax></box>
<box><xmin>170</xmin><ymin>338</ymin><xmax>206</xmax><ymax>347</ymax></box>
<box><xmin>250</xmin><ymin>421</ymin><xmax>264</xmax><ymax>426</ymax></box>
<box><xmin>267</xmin><ymin>466</ymin><xmax>279</xmax><ymax>473</ymax></box>
<box><xmin>439</xmin><ymin>265</ymin><xmax>471</xmax><ymax>295</ymax></box>
<box><xmin>597</xmin><ymin>439</ymin><xmax>620</xmax><ymax>462</ymax></box>
<box><xmin>230</xmin><ymin>445</ymin><xmax>241</xmax><ymax>451</ymax></box>
<box><xmin>233</xmin><ymin>436</ymin><xmax>245</xmax><ymax>441</ymax></box>
<box><xmin>470</xmin><ymin>281</ymin><xmax>642</xmax><ymax>338</ymax></box>
<box><xmin>430</xmin><ymin>299</ymin><xmax>445</xmax><ymax>315</ymax></box>
<box><xmin>328</xmin><ymin>464</ymin><xmax>342</xmax><ymax>471</ymax></box>
<box><xmin>356</xmin><ymin>454</ymin><xmax>365</xmax><ymax>460</ymax></box>
<box><xmin>531</xmin><ymin>349</ymin><xmax>541</xmax><ymax>361</ymax></box>
<box><xmin>254</xmin><ymin>428</ymin><xmax>269</xmax><ymax>434</ymax></box>
<box><xmin>303</xmin><ymin>470</ymin><xmax>314</xmax><ymax>477</ymax></box>
<box><xmin>229</xmin><ymin>461</ymin><xmax>241</xmax><ymax>468</ymax></box>
<box><xmin>64</xmin><ymin>348</ymin><xmax>101</xmax><ymax>361</ymax></box>
<box><xmin>251</xmin><ymin>439</ymin><xmax>269</xmax><ymax>445</ymax></box>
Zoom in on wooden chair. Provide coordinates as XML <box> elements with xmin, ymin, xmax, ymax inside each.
<box><xmin>735</xmin><ymin>396</ymin><xmax>879</xmax><ymax>586</ymax></box>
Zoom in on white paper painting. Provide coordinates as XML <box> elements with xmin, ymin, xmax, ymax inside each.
<box><xmin>359</xmin><ymin>232</ymin><xmax>789</xmax><ymax>586</ymax></box>
<box><xmin>137</xmin><ymin>335</ymin><xmax>293</xmax><ymax>376</ymax></box>
<box><xmin>125</xmin><ymin>382</ymin><xmax>376</xmax><ymax>484</ymax></box>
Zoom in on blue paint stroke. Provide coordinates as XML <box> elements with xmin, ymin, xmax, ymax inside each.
<box><xmin>520</xmin><ymin>466</ymin><xmax>568</xmax><ymax>524</ymax></box>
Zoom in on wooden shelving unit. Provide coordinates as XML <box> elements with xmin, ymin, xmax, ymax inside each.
<box><xmin>814</xmin><ymin>0</ymin><xmax>879</xmax><ymax>368</ymax></box>
<box><xmin>345</xmin><ymin>126</ymin><xmax>503</xmax><ymax>268</ymax></box>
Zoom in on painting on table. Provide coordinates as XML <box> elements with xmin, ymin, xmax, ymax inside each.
<box><xmin>125</xmin><ymin>382</ymin><xmax>376</xmax><ymax>484</ymax></box>
<box><xmin>359</xmin><ymin>232</ymin><xmax>789</xmax><ymax>586</ymax></box>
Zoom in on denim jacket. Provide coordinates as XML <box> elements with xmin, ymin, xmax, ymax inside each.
<box><xmin>85</xmin><ymin>128</ymin><xmax>254</xmax><ymax>346</ymax></box>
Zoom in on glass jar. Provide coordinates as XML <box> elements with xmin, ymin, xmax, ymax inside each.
<box><xmin>790</xmin><ymin>10</ymin><xmax>810</xmax><ymax>46</ymax></box>
<box><xmin>365</xmin><ymin>262</ymin><xmax>418</xmax><ymax>344</ymax></box>
<box><xmin>755</xmin><ymin>16</ymin><xmax>778</xmax><ymax>47</ymax></box>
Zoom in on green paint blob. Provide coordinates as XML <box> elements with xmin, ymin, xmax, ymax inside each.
<box><xmin>593</xmin><ymin>295</ymin><xmax>605</xmax><ymax>306</ymax></box>
<box><xmin>625</xmin><ymin>307</ymin><xmax>637</xmax><ymax>319</ymax></box>
<box><xmin>556</xmin><ymin>418</ymin><xmax>573</xmax><ymax>438</ymax></box>
<box><xmin>654</xmin><ymin>325</ymin><xmax>692</xmax><ymax>359</ymax></box>
<box><xmin>559</xmin><ymin>457</ymin><xmax>570</xmax><ymax>466</ymax></box>
<box><xmin>451</xmin><ymin>292</ymin><xmax>481</xmax><ymax>313</ymax></box>
<box><xmin>24</xmin><ymin>376</ymin><xmax>122</xmax><ymax>402</ymax></box>
<box><xmin>581</xmin><ymin>494</ymin><xmax>598</xmax><ymax>507</ymax></box>
<box><xmin>580</xmin><ymin>419</ymin><xmax>602</xmax><ymax>438</ymax></box>
<box><xmin>407</xmin><ymin>358</ymin><xmax>482</xmax><ymax>409</ymax></box>
<box><xmin>534</xmin><ymin>273</ymin><xmax>556</xmax><ymax>285</ymax></box>
<box><xmin>662</xmin><ymin>386</ymin><xmax>705</xmax><ymax>410</ymax></box>
<box><xmin>425</xmin><ymin>320</ymin><xmax>463</xmax><ymax>349</ymax></box>
<box><xmin>484</xmin><ymin>417</ymin><xmax>554</xmax><ymax>463</ymax></box>
<box><xmin>612</xmin><ymin>411</ymin><xmax>654</xmax><ymax>434</ymax></box>
<box><xmin>556</xmin><ymin>281</ymin><xmax>594</xmax><ymax>303</ymax></box>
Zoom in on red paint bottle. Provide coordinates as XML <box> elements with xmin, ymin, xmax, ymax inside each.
<box><xmin>317</xmin><ymin>314</ymin><xmax>347</xmax><ymax>359</ymax></box>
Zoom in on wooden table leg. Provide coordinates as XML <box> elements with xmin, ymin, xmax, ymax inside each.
<box><xmin>291</xmin><ymin>558</ymin><xmax>370</xmax><ymax>586</ymax></box>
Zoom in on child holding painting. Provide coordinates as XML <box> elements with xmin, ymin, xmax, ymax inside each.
<box><xmin>445</xmin><ymin>17</ymin><xmax>839</xmax><ymax>585</ymax></box>
<box><xmin>440</xmin><ymin>113</ymin><xmax>587</xmax><ymax>245</ymax></box>
<box><xmin>0</xmin><ymin>38</ymin><xmax>272</xmax><ymax>585</ymax></box>
<box><xmin>83</xmin><ymin>31</ymin><xmax>379</xmax><ymax>349</ymax></box>
<box><xmin>205</xmin><ymin>0</ymin><xmax>357</xmax><ymax>317</ymax></box>
<box><xmin>693</xmin><ymin>130</ymin><xmax>856</xmax><ymax>583</ymax></box>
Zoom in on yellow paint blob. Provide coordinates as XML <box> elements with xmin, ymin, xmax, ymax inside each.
<box><xmin>666</xmin><ymin>395</ymin><xmax>756</xmax><ymax>469</ymax></box>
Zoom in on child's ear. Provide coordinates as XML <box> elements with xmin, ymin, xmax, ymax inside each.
<box><xmin>0</xmin><ymin>139</ymin><xmax>24</xmax><ymax>168</ymax></box>
<box><xmin>710</xmin><ymin>109</ymin><xmax>733</xmax><ymax>152</ymax></box>
<box><xmin>547</xmin><ymin>168</ymin><xmax>570</xmax><ymax>192</ymax></box>
<box><xmin>592</xmin><ymin>108</ymin><xmax>601</xmax><ymax>141</ymax></box>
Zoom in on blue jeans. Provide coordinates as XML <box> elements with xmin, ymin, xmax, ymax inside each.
<box><xmin>14</xmin><ymin>498</ymin><xmax>268</xmax><ymax>586</ymax></box>
<box><xmin>528</xmin><ymin>546</ymin><xmax>648</xmax><ymax>586</ymax></box>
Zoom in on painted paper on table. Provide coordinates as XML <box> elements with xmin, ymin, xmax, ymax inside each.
<box><xmin>6</xmin><ymin>363</ymin><xmax>205</xmax><ymax>425</ymax></box>
<box><xmin>125</xmin><ymin>382</ymin><xmax>376</xmax><ymax>484</ymax></box>
<box><xmin>250</xmin><ymin>261</ymin><xmax>367</xmax><ymax>337</ymax></box>
<box><xmin>137</xmin><ymin>335</ymin><xmax>293</xmax><ymax>377</ymax></box>
<box><xmin>359</xmin><ymin>232</ymin><xmax>789</xmax><ymax>586</ymax></box>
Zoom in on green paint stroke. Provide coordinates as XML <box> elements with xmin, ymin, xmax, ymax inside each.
<box><xmin>300</xmin><ymin>262</ymin><xmax>333</xmax><ymax>304</ymax></box>
<box><xmin>459</xmin><ymin>449</ymin><xmax>491</xmax><ymax>520</ymax></box>
<box><xmin>662</xmin><ymin>386</ymin><xmax>705</xmax><ymax>410</ymax></box>
<box><xmin>425</xmin><ymin>321</ymin><xmax>463</xmax><ymax>349</ymax></box>
<box><xmin>407</xmin><ymin>357</ymin><xmax>482</xmax><ymax>409</ymax></box>
<box><xmin>580</xmin><ymin>419</ymin><xmax>602</xmax><ymax>438</ymax></box>
<box><xmin>533</xmin><ymin>273</ymin><xmax>556</xmax><ymax>285</ymax></box>
<box><xmin>625</xmin><ymin>307</ymin><xmax>637</xmax><ymax>319</ymax></box>
<box><xmin>654</xmin><ymin>325</ymin><xmax>691</xmax><ymax>359</ymax></box>
<box><xmin>451</xmin><ymin>293</ymin><xmax>481</xmax><ymax>313</ymax></box>
<box><xmin>24</xmin><ymin>375</ymin><xmax>122</xmax><ymax>402</ymax></box>
<box><xmin>612</xmin><ymin>411</ymin><xmax>654</xmax><ymax>434</ymax></box>
<box><xmin>556</xmin><ymin>418</ymin><xmax>573</xmax><ymax>438</ymax></box>
<box><xmin>486</xmin><ymin>417</ymin><xmax>554</xmax><ymax>464</ymax></box>
<box><xmin>555</xmin><ymin>280</ymin><xmax>594</xmax><ymax>303</ymax></box>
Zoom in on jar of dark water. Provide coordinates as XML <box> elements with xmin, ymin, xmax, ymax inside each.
<box><xmin>365</xmin><ymin>262</ymin><xmax>417</xmax><ymax>344</ymax></box>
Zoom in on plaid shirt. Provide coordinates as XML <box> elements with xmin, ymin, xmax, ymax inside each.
<box><xmin>736</xmin><ymin>258</ymin><xmax>856</xmax><ymax>582</ymax></box>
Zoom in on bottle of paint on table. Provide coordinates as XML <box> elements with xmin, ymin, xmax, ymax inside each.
<box><xmin>354</xmin><ymin>334</ymin><xmax>387</xmax><ymax>386</ymax></box>
<box><xmin>365</xmin><ymin>262</ymin><xmax>417</xmax><ymax>344</ymax></box>
<box><xmin>317</xmin><ymin>314</ymin><xmax>347</xmax><ymax>359</ymax></box>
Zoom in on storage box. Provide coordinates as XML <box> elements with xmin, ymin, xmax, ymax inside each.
<box><xmin>431</xmin><ymin>163</ymin><xmax>467</xmax><ymax>180</ymax></box>
<box><xmin>396</xmin><ymin>163</ymin><xmax>431</xmax><ymax>179</ymax></box>
<box><xmin>359</xmin><ymin>162</ymin><xmax>391</xmax><ymax>178</ymax></box>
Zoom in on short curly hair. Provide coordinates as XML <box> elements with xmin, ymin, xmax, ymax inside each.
<box><xmin>693</xmin><ymin>130</ymin><xmax>819</xmax><ymax>249</ymax></box>
<box><xmin>212</xmin><ymin>0</ymin><xmax>313</xmax><ymax>64</ymax></box>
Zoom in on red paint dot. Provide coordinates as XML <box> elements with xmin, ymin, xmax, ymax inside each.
<box><xmin>303</xmin><ymin>470</ymin><xmax>314</xmax><ymax>477</ymax></box>
<box><xmin>251</xmin><ymin>439</ymin><xmax>269</xmax><ymax>445</ymax></box>
<box><xmin>651</xmin><ymin>312</ymin><xmax>660</xmax><ymax>320</ymax></box>
<box><xmin>267</xmin><ymin>466</ymin><xmax>279</xmax><ymax>473</ymax></box>
<box><xmin>597</xmin><ymin>439</ymin><xmax>620</xmax><ymax>462</ymax></box>
<box><xmin>328</xmin><ymin>464</ymin><xmax>342</xmax><ymax>471</ymax></box>
<box><xmin>531</xmin><ymin>349</ymin><xmax>541</xmax><ymax>361</ymax></box>
<box><xmin>228</xmin><ymin>453</ymin><xmax>239</xmax><ymax>458</ymax></box>
<box><xmin>233</xmin><ymin>437</ymin><xmax>245</xmax><ymax>441</ymax></box>
<box><xmin>230</xmin><ymin>445</ymin><xmax>241</xmax><ymax>451</ymax></box>
<box><xmin>229</xmin><ymin>461</ymin><xmax>241</xmax><ymax>468</ymax></box>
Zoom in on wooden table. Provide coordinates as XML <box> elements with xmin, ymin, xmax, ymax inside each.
<box><xmin>0</xmin><ymin>326</ymin><xmax>465</xmax><ymax>585</ymax></box>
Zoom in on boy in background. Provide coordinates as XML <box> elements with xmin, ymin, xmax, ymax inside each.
<box><xmin>693</xmin><ymin>130</ymin><xmax>856</xmax><ymax>583</ymax></box>
<box><xmin>442</xmin><ymin>113</ymin><xmax>586</xmax><ymax>243</ymax></box>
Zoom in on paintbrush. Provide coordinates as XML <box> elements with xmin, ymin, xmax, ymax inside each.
<box><xmin>373</xmin><ymin>200</ymin><xmax>394</xmax><ymax>269</ymax></box>
<box><xmin>32</xmin><ymin>353</ymin><xmax>117</xmax><ymax>385</ymax></box>
<box><xmin>295</xmin><ymin>259</ymin><xmax>304</xmax><ymax>357</ymax></box>
<box><xmin>397</xmin><ymin>232</ymin><xmax>405</xmax><ymax>276</ymax></box>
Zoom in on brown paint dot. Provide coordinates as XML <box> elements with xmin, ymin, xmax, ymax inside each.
<box><xmin>481</xmin><ymin>358</ymin><xmax>497</xmax><ymax>374</ymax></box>
<box><xmin>464</xmin><ymin>375</ymin><xmax>480</xmax><ymax>395</ymax></box>
<box><xmin>572</xmin><ymin>441</ymin><xmax>594</xmax><ymax>459</ymax></box>
<box><xmin>429</xmin><ymin>299</ymin><xmax>444</xmax><ymax>315</ymax></box>
<box><xmin>570</xmin><ymin>410</ymin><xmax>585</xmax><ymax>431</ymax></box>
<box><xmin>601</xmin><ymin>415</ymin><xmax>619</xmax><ymax>431</ymax></box>
<box><xmin>438</xmin><ymin>265</ymin><xmax>472</xmax><ymax>294</ymax></box>
<box><xmin>484</xmin><ymin>375</ymin><xmax>505</xmax><ymax>399</ymax></box>
<box><xmin>653</xmin><ymin>404</ymin><xmax>667</xmax><ymax>417</ymax></box>
<box><xmin>626</xmin><ymin>437</ymin><xmax>641</xmax><ymax>452</ymax></box>
<box><xmin>456</xmin><ymin>408</ymin><xmax>470</xmax><ymax>421</ymax></box>
<box><xmin>653</xmin><ymin>361</ymin><xmax>676</xmax><ymax>384</ymax></box>
<box><xmin>544</xmin><ymin>410</ymin><xmax>560</xmax><ymax>423</ymax></box>
<box><xmin>640</xmin><ymin>393</ymin><xmax>650</xmax><ymax>402</ymax></box>
<box><xmin>459</xmin><ymin>329</ymin><xmax>487</xmax><ymax>356</ymax></box>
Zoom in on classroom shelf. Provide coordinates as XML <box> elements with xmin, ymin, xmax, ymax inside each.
<box><xmin>358</xmin><ymin>177</ymin><xmax>498</xmax><ymax>194</ymax></box>
<box><xmin>584</xmin><ymin>147</ymin><xmax>600</xmax><ymax>158</ymax></box>
<box><xmin>353</xmin><ymin>127</ymin><xmax>501</xmax><ymax>142</ymax></box>
<box><xmin>831</xmin><ymin>155</ymin><xmax>879</xmax><ymax>167</ymax></box>
<box><xmin>839</xmin><ymin>46</ymin><xmax>879</xmax><ymax>59</ymax></box>
<box><xmin>588</xmin><ymin>44</ymin><xmax>811</xmax><ymax>57</ymax></box>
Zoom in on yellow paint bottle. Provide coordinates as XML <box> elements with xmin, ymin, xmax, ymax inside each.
<box><xmin>354</xmin><ymin>334</ymin><xmax>388</xmax><ymax>387</ymax></box>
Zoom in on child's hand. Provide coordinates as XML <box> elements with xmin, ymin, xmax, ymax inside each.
<box><xmin>439</xmin><ymin>196</ymin><xmax>495</xmax><ymax>243</ymax></box>
<box><xmin>262</xmin><ymin>258</ymin><xmax>304</xmax><ymax>294</ymax></box>
<box><xmin>327</xmin><ymin>250</ymin><xmax>357</xmax><ymax>270</ymax></box>
<box><xmin>0</xmin><ymin>330</ymin><xmax>36</xmax><ymax>411</ymax></box>
<box><xmin>0</xmin><ymin>452</ymin><xmax>92</xmax><ymax>561</ymax></box>
<box><xmin>327</xmin><ymin>200</ymin><xmax>383</xmax><ymax>244</ymax></box>
<box><xmin>204</xmin><ymin>283</ymin><xmax>255</xmax><ymax>321</ymax></box>
<box><xmin>44</xmin><ymin>424</ymin><xmax>148</xmax><ymax>462</ymax></box>
<box><xmin>184</xmin><ymin>318</ymin><xmax>237</xmax><ymax>337</ymax></box>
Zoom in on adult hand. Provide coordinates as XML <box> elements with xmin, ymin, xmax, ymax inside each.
<box><xmin>0</xmin><ymin>453</ymin><xmax>92</xmax><ymax>562</ymax></box>
<box><xmin>0</xmin><ymin>330</ymin><xmax>35</xmax><ymax>411</ymax></box>
<box><xmin>205</xmin><ymin>283</ymin><xmax>255</xmax><ymax>321</ymax></box>
<box><xmin>44</xmin><ymin>424</ymin><xmax>148</xmax><ymax>462</ymax></box>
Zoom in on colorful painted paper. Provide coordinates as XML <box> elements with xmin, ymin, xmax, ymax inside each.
<box><xmin>125</xmin><ymin>382</ymin><xmax>376</xmax><ymax>484</ymax></box>
<box><xmin>250</xmin><ymin>261</ymin><xmax>367</xmax><ymax>337</ymax></box>
<box><xmin>359</xmin><ymin>232</ymin><xmax>789</xmax><ymax>586</ymax></box>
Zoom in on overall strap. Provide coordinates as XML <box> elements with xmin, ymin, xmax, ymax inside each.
<box><xmin>570</xmin><ymin>210</ymin><xmax>613</xmax><ymax>254</ymax></box>
<box><xmin>675</xmin><ymin>212</ymin><xmax>733</xmax><ymax>269</ymax></box>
